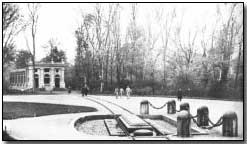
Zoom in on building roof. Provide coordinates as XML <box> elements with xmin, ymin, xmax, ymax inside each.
<box><xmin>27</xmin><ymin>61</ymin><xmax>66</xmax><ymax>68</ymax></box>
<box><xmin>10</xmin><ymin>68</ymin><xmax>27</xmax><ymax>73</ymax></box>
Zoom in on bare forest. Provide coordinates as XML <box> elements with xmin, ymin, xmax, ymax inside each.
<box><xmin>3</xmin><ymin>3</ymin><xmax>243</xmax><ymax>100</ymax></box>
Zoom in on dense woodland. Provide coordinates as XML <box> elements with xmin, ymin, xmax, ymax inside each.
<box><xmin>3</xmin><ymin>3</ymin><xmax>243</xmax><ymax>100</ymax></box>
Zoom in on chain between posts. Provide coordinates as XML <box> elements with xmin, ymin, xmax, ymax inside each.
<box><xmin>190</xmin><ymin>114</ymin><xmax>223</xmax><ymax>130</ymax></box>
<box><xmin>149</xmin><ymin>101</ymin><xmax>167</xmax><ymax>109</ymax></box>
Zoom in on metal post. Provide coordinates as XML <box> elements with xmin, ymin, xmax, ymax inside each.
<box><xmin>140</xmin><ymin>100</ymin><xmax>149</xmax><ymax>115</ymax></box>
<box><xmin>167</xmin><ymin>100</ymin><xmax>176</xmax><ymax>114</ymax></box>
<box><xmin>222</xmin><ymin>111</ymin><xmax>238</xmax><ymax>137</ymax></box>
<box><xmin>180</xmin><ymin>102</ymin><xmax>190</xmax><ymax>113</ymax></box>
<box><xmin>177</xmin><ymin>110</ymin><xmax>191</xmax><ymax>137</ymax></box>
<box><xmin>197</xmin><ymin>106</ymin><xmax>209</xmax><ymax>126</ymax></box>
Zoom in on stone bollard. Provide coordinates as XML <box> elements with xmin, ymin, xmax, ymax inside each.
<box><xmin>197</xmin><ymin>106</ymin><xmax>209</xmax><ymax>126</ymax></box>
<box><xmin>177</xmin><ymin>110</ymin><xmax>191</xmax><ymax>137</ymax></box>
<box><xmin>167</xmin><ymin>100</ymin><xmax>176</xmax><ymax>114</ymax></box>
<box><xmin>222</xmin><ymin>111</ymin><xmax>238</xmax><ymax>137</ymax></box>
<box><xmin>140</xmin><ymin>100</ymin><xmax>149</xmax><ymax>115</ymax></box>
<box><xmin>180</xmin><ymin>102</ymin><xmax>190</xmax><ymax>113</ymax></box>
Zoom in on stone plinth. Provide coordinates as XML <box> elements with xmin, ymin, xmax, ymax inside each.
<box><xmin>119</xmin><ymin>113</ymin><xmax>152</xmax><ymax>133</ymax></box>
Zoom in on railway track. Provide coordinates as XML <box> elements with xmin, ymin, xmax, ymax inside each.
<box><xmin>85</xmin><ymin>96</ymin><xmax>136</xmax><ymax>139</ymax></box>
<box><xmin>84</xmin><ymin>96</ymin><xmax>170</xmax><ymax>140</ymax></box>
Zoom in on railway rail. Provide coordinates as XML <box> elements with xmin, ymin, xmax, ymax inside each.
<box><xmin>84</xmin><ymin>96</ymin><xmax>170</xmax><ymax>140</ymax></box>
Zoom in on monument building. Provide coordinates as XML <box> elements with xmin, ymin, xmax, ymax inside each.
<box><xmin>9</xmin><ymin>60</ymin><xmax>66</xmax><ymax>91</ymax></box>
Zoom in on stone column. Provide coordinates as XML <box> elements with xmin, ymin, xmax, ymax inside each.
<box><xmin>25</xmin><ymin>69</ymin><xmax>28</xmax><ymax>87</ymax></box>
<box><xmin>16</xmin><ymin>73</ymin><xmax>18</xmax><ymax>86</ymax></box>
<box><xmin>24</xmin><ymin>71</ymin><xmax>27</xmax><ymax>87</ymax></box>
<box><xmin>28</xmin><ymin>66</ymin><xmax>33</xmax><ymax>88</ymax></box>
<box><xmin>50</xmin><ymin>68</ymin><xmax>55</xmax><ymax>88</ymax></box>
<box><xmin>17</xmin><ymin>73</ymin><xmax>20</xmax><ymax>87</ymax></box>
<box><xmin>21</xmin><ymin>72</ymin><xmax>24</xmax><ymax>87</ymax></box>
<box><xmin>37</xmin><ymin>68</ymin><xmax>41</xmax><ymax>88</ymax></box>
<box><xmin>14</xmin><ymin>72</ymin><xmax>17</xmax><ymax>86</ymax></box>
<box><xmin>22</xmin><ymin>71</ymin><xmax>26</xmax><ymax>87</ymax></box>
<box><xmin>40</xmin><ymin>68</ymin><xmax>44</xmax><ymax>88</ymax></box>
<box><xmin>60</xmin><ymin>67</ymin><xmax>65</xmax><ymax>88</ymax></box>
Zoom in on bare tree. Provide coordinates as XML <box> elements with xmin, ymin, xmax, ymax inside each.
<box><xmin>145</xmin><ymin>12</ymin><xmax>162</xmax><ymax>94</ymax></box>
<box><xmin>27</xmin><ymin>3</ymin><xmax>41</xmax><ymax>92</ymax></box>
<box><xmin>126</xmin><ymin>3</ymin><xmax>138</xmax><ymax>83</ymax></box>
<box><xmin>3</xmin><ymin>3</ymin><xmax>26</xmax><ymax>69</ymax></box>
<box><xmin>111</xmin><ymin>4</ymin><xmax>121</xmax><ymax>86</ymax></box>
<box><xmin>104</xmin><ymin>4</ymin><xmax>114</xmax><ymax>88</ymax></box>
<box><xmin>234</xmin><ymin>32</ymin><xmax>243</xmax><ymax>88</ymax></box>
<box><xmin>212</xmin><ymin>3</ymin><xmax>242</xmax><ymax>83</ymax></box>
<box><xmin>155</xmin><ymin>7</ymin><xmax>176</xmax><ymax>89</ymax></box>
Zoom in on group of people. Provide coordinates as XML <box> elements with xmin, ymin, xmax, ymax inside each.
<box><xmin>67</xmin><ymin>84</ymin><xmax>189</xmax><ymax>101</ymax></box>
<box><xmin>114</xmin><ymin>86</ymin><xmax>132</xmax><ymax>99</ymax></box>
<box><xmin>177</xmin><ymin>88</ymin><xmax>191</xmax><ymax>101</ymax></box>
<box><xmin>81</xmin><ymin>85</ymin><xmax>89</xmax><ymax>97</ymax></box>
<box><xmin>67</xmin><ymin>85</ymin><xmax>89</xmax><ymax>96</ymax></box>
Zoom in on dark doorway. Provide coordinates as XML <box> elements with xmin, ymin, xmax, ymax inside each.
<box><xmin>55</xmin><ymin>75</ymin><xmax>60</xmax><ymax>88</ymax></box>
<box><xmin>35</xmin><ymin>74</ymin><xmax>39</xmax><ymax>88</ymax></box>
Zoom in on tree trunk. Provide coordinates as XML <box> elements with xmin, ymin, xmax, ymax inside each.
<box><xmin>234</xmin><ymin>41</ymin><xmax>242</xmax><ymax>88</ymax></box>
<box><xmin>116</xmin><ymin>64</ymin><xmax>120</xmax><ymax>86</ymax></box>
<box><xmin>32</xmin><ymin>30</ymin><xmax>36</xmax><ymax>93</ymax></box>
<box><xmin>105</xmin><ymin>48</ymin><xmax>110</xmax><ymax>89</ymax></box>
<box><xmin>151</xmin><ymin>69</ymin><xmax>155</xmax><ymax>95</ymax></box>
<box><xmin>131</xmin><ymin>56</ymin><xmax>134</xmax><ymax>83</ymax></box>
<box><xmin>100</xmin><ymin>62</ymin><xmax>104</xmax><ymax>92</ymax></box>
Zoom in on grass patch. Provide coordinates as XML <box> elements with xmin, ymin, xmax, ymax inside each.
<box><xmin>3</xmin><ymin>131</ymin><xmax>16</xmax><ymax>140</ymax></box>
<box><xmin>3</xmin><ymin>102</ymin><xmax>97</xmax><ymax>120</ymax></box>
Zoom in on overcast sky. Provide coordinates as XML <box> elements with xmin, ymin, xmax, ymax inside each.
<box><xmin>14</xmin><ymin>3</ymin><xmax>240</xmax><ymax>65</ymax></box>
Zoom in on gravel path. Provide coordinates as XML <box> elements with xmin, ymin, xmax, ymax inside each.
<box><xmin>77</xmin><ymin>119</ymin><xmax>109</xmax><ymax>136</ymax></box>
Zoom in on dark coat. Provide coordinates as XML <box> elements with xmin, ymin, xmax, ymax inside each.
<box><xmin>177</xmin><ymin>89</ymin><xmax>182</xmax><ymax>98</ymax></box>
<box><xmin>81</xmin><ymin>87</ymin><xmax>89</xmax><ymax>94</ymax></box>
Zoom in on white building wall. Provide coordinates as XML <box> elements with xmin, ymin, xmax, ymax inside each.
<box><xmin>10</xmin><ymin>63</ymin><xmax>66</xmax><ymax>91</ymax></box>
<box><xmin>28</xmin><ymin>66</ymin><xmax>34</xmax><ymax>88</ymax></box>
<box><xmin>50</xmin><ymin>68</ymin><xmax>55</xmax><ymax>88</ymax></box>
<box><xmin>60</xmin><ymin>67</ymin><xmax>65</xmax><ymax>88</ymax></box>
<box><xmin>40</xmin><ymin>68</ymin><xmax>44</xmax><ymax>88</ymax></box>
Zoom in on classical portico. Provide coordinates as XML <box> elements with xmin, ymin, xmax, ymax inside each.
<box><xmin>10</xmin><ymin>61</ymin><xmax>66</xmax><ymax>91</ymax></box>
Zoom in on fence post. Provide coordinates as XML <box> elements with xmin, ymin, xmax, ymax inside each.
<box><xmin>197</xmin><ymin>106</ymin><xmax>209</xmax><ymax>126</ymax></box>
<box><xmin>177</xmin><ymin>110</ymin><xmax>191</xmax><ymax>137</ymax></box>
<box><xmin>222</xmin><ymin>111</ymin><xmax>238</xmax><ymax>137</ymax></box>
<box><xmin>180</xmin><ymin>102</ymin><xmax>190</xmax><ymax>113</ymax></box>
<box><xmin>167</xmin><ymin>100</ymin><xmax>176</xmax><ymax>114</ymax></box>
<box><xmin>140</xmin><ymin>100</ymin><xmax>149</xmax><ymax>115</ymax></box>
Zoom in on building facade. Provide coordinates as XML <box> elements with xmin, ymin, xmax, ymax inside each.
<box><xmin>10</xmin><ymin>61</ymin><xmax>66</xmax><ymax>91</ymax></box>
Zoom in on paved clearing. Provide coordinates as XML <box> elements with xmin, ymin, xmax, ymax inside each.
<box><xmin>3</xmin><ymin>93</ymin><xmax>243</xmax><ymax>140</ymax></box>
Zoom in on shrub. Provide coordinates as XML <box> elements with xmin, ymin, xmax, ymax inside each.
<box><xmin>133</xmin><ymin>86</ymin><xmax>152</xmax><ymax>95</ymax></box>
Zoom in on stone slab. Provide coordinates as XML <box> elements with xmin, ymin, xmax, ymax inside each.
<box><xmin>104</xmin><ymin>119</ymin><xmax>125</xmax><ymax>136</ymax></box>
<box><xmin>121</xmin><ymin>113</ymin><xmax>149</xmax><ymax>126</ymax></box>
<box><xmin>119</xmin><ymin>114</ymin><xmax>152</xmax><ymax>133</ymax></box>
<box><xmin>144</xmin><ymin>119</ymin><xmax>173</xmax><ymax>135</ymax></box>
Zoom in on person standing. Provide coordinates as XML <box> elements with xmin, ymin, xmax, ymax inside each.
<box><xmin>186</xmin><ymin>88</ymin><xmax>191</xmax><ymax>97</ymax></box>
<box><xmin>68</xmin><ymin>86</ymin><xmax>71</xmax><ymax>94</ymax></box>
<box><xmin>84</xmin><ymin>85</ymin><xmax>89</xmax><ymax>96</ymax></box>
<box><xmin>126</xmin><ymin>86</ymin><xmax>132</xmax><ymax>99</ymax></box>
<box><xmin>177</xmin><ymin>88</ymin><xmax>182</xmax><ymax>101</ymax></box>
<box><xmin>115</xmin><ymin>87</ymin><xmax>119</xmax><ymax>99</ymax></box>
<box><xmin>119</xmin><ymin>88</ymin><xmax>124</xmax><ymax>98</ymax></box>
<box><xmin>81</xmin><ymin>85</ymin><xmax>85</xmax><ymax>97</ymax></box>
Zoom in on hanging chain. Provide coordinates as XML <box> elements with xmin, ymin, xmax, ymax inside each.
<box><xmin>190</xmin><ymin>114</ymin><xmax>223</xmax><ymax>130</ymax></box>
<box><xmin>149</xmin><ymin>102</ymin><xmax>167</xmax><ymax>109</ymax></box>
